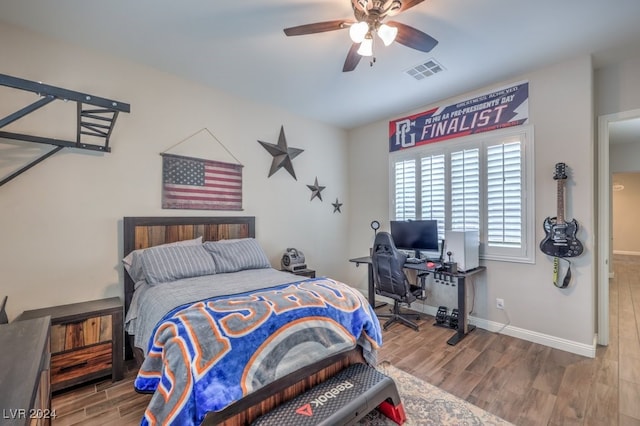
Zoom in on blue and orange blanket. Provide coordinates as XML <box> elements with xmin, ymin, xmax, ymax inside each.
<box><xmin>134</xmin><ymin>278</ymin><xmax>382</xmax><ymax>425</ymax></box>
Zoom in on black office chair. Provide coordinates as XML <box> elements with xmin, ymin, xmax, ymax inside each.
<box><xmin>371</xmin><ymin>232</ymin><xmax>424</xmax><ymax>331</ymax></box>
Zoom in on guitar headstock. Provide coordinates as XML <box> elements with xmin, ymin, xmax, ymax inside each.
<box><xmin>553</xmin><ymin>162</ymin><xmax>567</xmax><ymax>180</ymax></box>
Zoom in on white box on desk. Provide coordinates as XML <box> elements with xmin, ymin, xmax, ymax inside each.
<box><xmin>444</xmin><ymin>230</ymin><xmax>479</xmax><ymax>272</ymax></box>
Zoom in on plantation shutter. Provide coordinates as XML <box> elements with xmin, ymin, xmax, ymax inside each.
<box><xmin>450</xmin><ymin>149</ymin><xmax>480</xmax><ymax>231</ymax></box>
<box><xmin>420</xmin><ymin>154</ymin><xmax>446</xmax><ymax>239</ymax></box>
<box><xmin>487</xmin><ymin>141</ymin><xmax>522</xmax><ymax>247</ymax></box>
<box><xmin>389</xmin><ymin>126</ymin><xmax>532</xmax><ymax>262</ymax></box>
<box><xmin>394</xmin><ymin>159</ymin><xmax>416</xmax><ymax>220</ymax></box>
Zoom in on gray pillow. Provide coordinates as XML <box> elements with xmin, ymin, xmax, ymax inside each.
<box><xmin>204</xmin><ymin>238</ymin><xmax>271</xmax><ymax>273</ymax></box>
<box><xmin>123</xmin><ymin>237</ymin><xmax>203</xmax><ymax>282</ymax></box>
<box><xmin>141</xmin><ymin>244</ymin><xmax>217</xmax><ymax>285</ymax></box>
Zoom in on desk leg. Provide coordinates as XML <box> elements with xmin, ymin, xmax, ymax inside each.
<box><xmin>447</xmin><ymin>275</ymin><xmax>476</xmax><ymax>345</ymax></box>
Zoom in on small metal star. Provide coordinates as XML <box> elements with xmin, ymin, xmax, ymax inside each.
<box><xmin>307</xmin><ymin>177</ymin><xmax>326</xmax><ymax>202</ymax></box>
<box><xmin>332</xmin><ymin>198</ymin><xmax>343</xmax><ymax>213</ymax></box>
<box><xmin>257</xmin><ymin>126</ymin><xmax>304</xmax><ymax>180</ymax></box>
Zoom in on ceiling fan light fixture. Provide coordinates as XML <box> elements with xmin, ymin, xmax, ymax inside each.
<box><xmin>357</xmin><ymin>36</ymin><xmax>374</xmax><ymax>56</ymax></box>
<box><xmin>349</xmin><ymin>21</ymin><xmax>369</xmax><ymax>43</ymax></box>
<box><xmin>283</xmin><ymin>0</ymin><xmax>439</xmax><ymax>72</ymax></box>
<box><xmin>377</xmin><ymin>23</ymin><xmax>398</xmax><ymax>46</ymax></box>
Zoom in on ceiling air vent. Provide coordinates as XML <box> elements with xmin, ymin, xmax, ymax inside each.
<box><xmin>404</xmin><ymin>58</ymin><xmax>445</xmax><ymax>80</ymax></box>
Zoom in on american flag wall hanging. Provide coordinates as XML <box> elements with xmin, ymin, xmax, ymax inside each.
<box><xmin>161</xmin><ymin>153</ymin><xmax>243</xmax><ymax>210</ymax></box>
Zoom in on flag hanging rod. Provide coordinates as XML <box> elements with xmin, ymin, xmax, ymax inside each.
<box><xmin>0</xmin><ymin>73</ymin><xmax>130</xmax><ymax>187</ymax></box>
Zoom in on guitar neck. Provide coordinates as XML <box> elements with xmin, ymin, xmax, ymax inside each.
<box><xmin>556</xmin><ymin>179</ymin><xmax>566</xmax><ymax>224</ymax></box>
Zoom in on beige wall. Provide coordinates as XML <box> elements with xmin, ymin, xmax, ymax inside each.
<box><xmin>595</xmin><ymin>56</ymin><xmax>640</xmax><ymax>118</ymax></box>
<box><xmin>611</xmin><ymin>140</ymin><xmax>640</xmax><ymax>174</ymax></box>
<box><xmin>347</xmin><ymin>56</ymin><xmax>597</xmax><ymax>355</ymax></box>
<box><xmin>612</xmin><ymin>172</ymin><xmax>640</xmax><ymax>254</ymax></box>
<box><xmin>0</xmin><ymin>23</ymin><xmax>351</xmax><ymax>320</ymax></box>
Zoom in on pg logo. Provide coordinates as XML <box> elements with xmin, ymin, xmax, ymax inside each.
<box><xmin>394</xmin><ymin>119</ymin><xmax>416</xmax><ymax>148</ymax></box>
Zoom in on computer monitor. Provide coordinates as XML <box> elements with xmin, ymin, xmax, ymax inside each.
<box><xmin>390</xmin><ymin>220</ymin><xmax>440</xmax><ymax>259</ymax></box>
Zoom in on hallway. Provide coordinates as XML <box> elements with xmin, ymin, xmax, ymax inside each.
<box><xmin>609</xmin><ymin>254</ymin><xmax>640</xmax><ymax>424</ymax></box>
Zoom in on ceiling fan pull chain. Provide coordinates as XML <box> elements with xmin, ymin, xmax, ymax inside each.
<box><xmin>370</xmin><ymin>38</ymin><xmax>377</xmax><ymax>67</ymax></box>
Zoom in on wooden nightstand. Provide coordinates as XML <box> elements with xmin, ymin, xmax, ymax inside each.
<box><xmin>18</xmin><ymin>297</ymin><xmax>124</xmax><ymax>392</ymax></box>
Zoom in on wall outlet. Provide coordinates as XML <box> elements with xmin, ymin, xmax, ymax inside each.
<box><xmin>496</xmin><ymin>298</ymin><xmax>505</xmax><ymax>309</ymax></box>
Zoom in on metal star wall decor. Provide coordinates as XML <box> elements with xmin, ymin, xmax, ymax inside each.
<box><xmin>257</xmin><ymin>126</ymin><xmax>304</xmax><ymax>180</ymax></box>
<box><xmin>307</xmin><ymin>177</ymin><xmax>326</xmax><ymax>202</ymax></box>
<box><xmin>332</xmin><ymin>198</ymin><xmax>343</xmax><ymax>213</ymax></box>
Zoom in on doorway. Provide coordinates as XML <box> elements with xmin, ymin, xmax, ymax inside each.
<box><xmin>597</xmin><ymin>109</ymin><xmax>640</xmax><ymax>345</ymax></box>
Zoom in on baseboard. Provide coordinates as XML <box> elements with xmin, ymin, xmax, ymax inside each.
<box><xmin>468</xmin><ymin>316</ymin><xmax>596</xmax><ymax>358</ymax></box>
<box><xmin>409</xmin><ymin>301</ymin><xmax>596</xmax><ymax>358</ymax></box>
<box><xmin>365</xmin><ymin>292</ymin><xmax>596</xmax><ymax>358</ymax></box>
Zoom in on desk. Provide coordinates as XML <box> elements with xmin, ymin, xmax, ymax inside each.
<box><xmin>349</xmin><ymin>256</ymin><xmax>486</xmax><ymax>346</ymax></box>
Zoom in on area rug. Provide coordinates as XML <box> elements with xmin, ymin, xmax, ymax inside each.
<box><xmin>358</xmin><ymin>362</ymin><xmax>513</xmax><ymax>425</ymax></box>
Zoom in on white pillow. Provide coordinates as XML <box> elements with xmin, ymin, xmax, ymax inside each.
<box><xmin>123</xmin><ymin>236</ymin><xmax>202</xmax><ymax>282</ymax></box>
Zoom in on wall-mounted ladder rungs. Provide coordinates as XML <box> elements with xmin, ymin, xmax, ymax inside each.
<box><xmin>81</xmin><ymin>122</ymin><xmax>111</xmax><ymax>130</ymax></box>
<box><xmin>81</xmin><ymin>112</ymin><xmax>114</xmax><ymax>122</ymax></box>
<box><xmin>81</xmin><ymin>128</ymin><xmax>109</xmax><ymax>138</ymax></box>
<box><xmin>79</xmin><ymin>107</ymin><xmax>117</xmax><ymax>140</ymax></box>
<box><xmin>0</xmin><ymin>73</ymin><xmax>130</xmax><ymax>186</ymax></box>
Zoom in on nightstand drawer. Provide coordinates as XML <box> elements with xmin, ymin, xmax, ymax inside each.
<box><xmin>51</xmin><ymin>342</ymin><xmax>112</xmax><ymax>387</ymax></box>
<box><xmin>50</xmin><ymin>314</ymin><xmax>112</xmax><ymax>353</ymax></box>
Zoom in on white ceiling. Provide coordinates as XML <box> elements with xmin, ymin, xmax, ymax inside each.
<box><xmin>2</xmin><ymin>0</ymin><xmax>640</xmax><ymax>129</ymax></box>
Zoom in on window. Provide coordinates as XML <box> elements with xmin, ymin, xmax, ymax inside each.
<box><xmin>421</xmin><ymin>155</ymin><xmax>446</xmax><ymax>238</ymax></box>
<box><xmin>390</xmin><ymin>127</ymin><xmax>534</xmax><ymax>263</ymax></box>
<box><xmin>394</xmin><ymin>159</ymin><xmax>416</xmax><ymax>220</ymax></box>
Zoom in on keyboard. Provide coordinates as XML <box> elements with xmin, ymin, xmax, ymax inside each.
<box><xmin>405</xmin><ymin>257</ymin><xmax>426</xmax><ymax>264</ymax></box>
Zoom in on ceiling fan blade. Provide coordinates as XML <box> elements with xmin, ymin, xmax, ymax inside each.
<box><xmin>284</xmin><ymin>20</ymin><xmax>354</xmax><ymax>36</ymax></box>
<box><xmin>343</xmin><ymin>43</ymin><xmax>363</xmax><ymax>72</ymax></box>
<box><xmin>399</xmin><ymin>0</ymin><xmax>425</xmax><ymax>13</ymax></box>
<box><xmin>389</xmin><ymin>21</ymin><xmax>438</xmax><ymax>52</ymax></box>
<box><xmin>385</xmin><ymin>0</ymin><xmax>425</xmax><ymax>17</ymax></box>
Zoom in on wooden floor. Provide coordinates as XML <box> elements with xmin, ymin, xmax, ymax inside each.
<box><xmin>51</xmin><ymin>255</ymin><xmax>640</xmax><ymax>425</ymax></box>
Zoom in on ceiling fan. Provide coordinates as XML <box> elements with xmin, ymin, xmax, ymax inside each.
<box><xmin>283</xmin><ymin>0</ymin><xmax>438</xmax><ymax>72</ymax></box>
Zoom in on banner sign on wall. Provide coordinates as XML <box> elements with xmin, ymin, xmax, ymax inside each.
<box><xmin>389</xmin><ymin>81</ymin><xmax>529</xmax><ymax>152</ymax></box>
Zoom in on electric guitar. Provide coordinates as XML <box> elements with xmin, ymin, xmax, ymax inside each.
<box><xmin>539</xmin><ymin>163</ymin><xmax>583</xmax><ymax>258</ymax></box>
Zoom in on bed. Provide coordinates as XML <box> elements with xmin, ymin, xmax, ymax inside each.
<box><xmin>122</xmin><ymin>216</ymin><xmax>382</xmax><ymax>425</ymax></box>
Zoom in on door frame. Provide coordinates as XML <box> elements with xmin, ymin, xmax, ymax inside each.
<box><xmin>597</xmin><ymin>108</ymin><xmax>640</xmax><ymax>345</ymax></box>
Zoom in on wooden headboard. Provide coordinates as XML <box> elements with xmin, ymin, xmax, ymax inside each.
<box><xmin>122</xmin><ymin>216</ymin><xmax>255</xmax><ymax>314</ymax></box>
